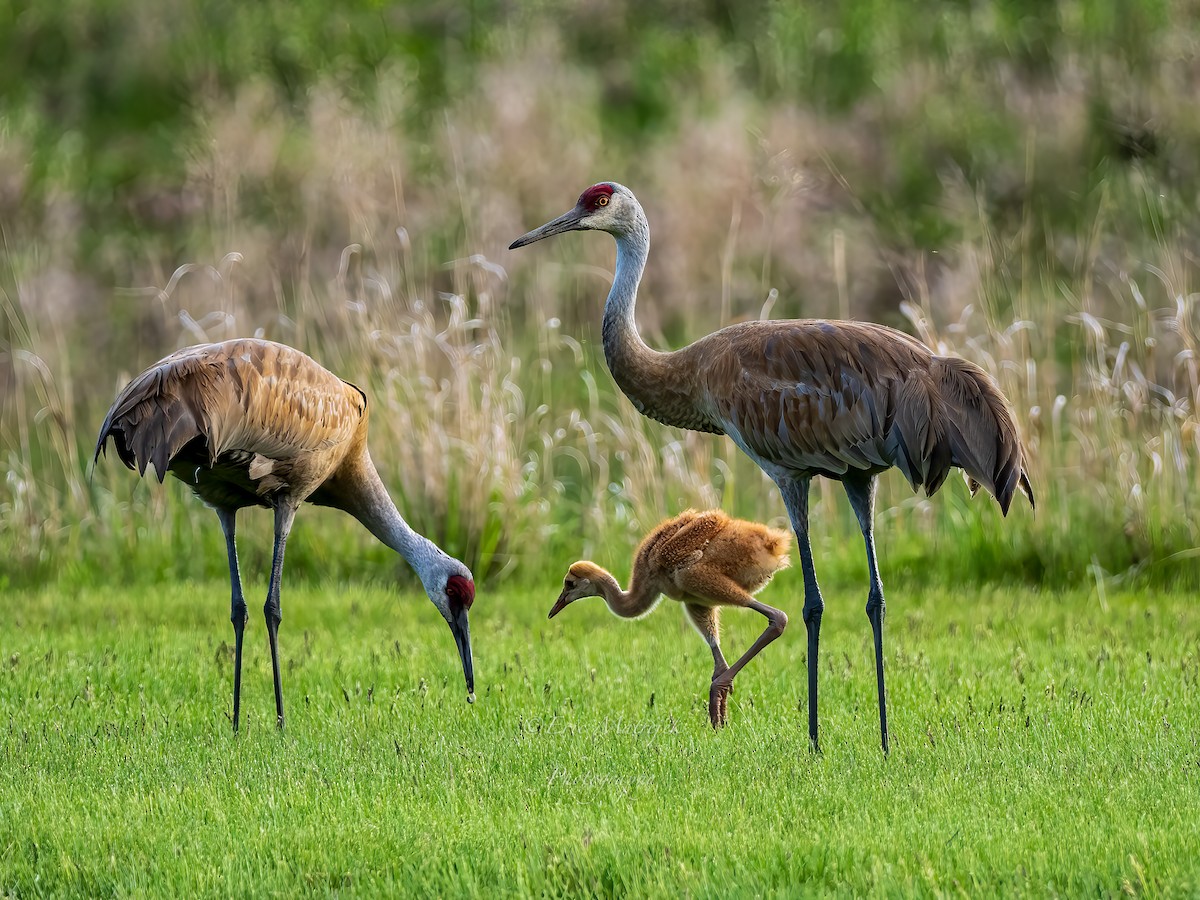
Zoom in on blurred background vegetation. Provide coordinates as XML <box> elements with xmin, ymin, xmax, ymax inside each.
<box><xmin>1</xmin><ymin>0</ymin><xmax>1198</xmax><ymax>592</ymax></box>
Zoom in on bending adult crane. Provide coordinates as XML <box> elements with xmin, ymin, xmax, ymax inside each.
<box><xmin>95</xmin><ymin>338</ymin><xmax>476</xmax><ymax>731</ymax></box>
<box><xmin>511</xmin><ymin>182</ymin><xmax>1034</xmax><ymax>753</ymax></box>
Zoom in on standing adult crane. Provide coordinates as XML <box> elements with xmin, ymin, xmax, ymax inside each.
<box><xmin>95</xmin><ymin>338</ymin><xmax>476</xmax><ymax>731</ymax></box>
<box><xmin>511</xmin><ymin>182</ymin><xmax>1034</xmax><ymax>753</ymax></box>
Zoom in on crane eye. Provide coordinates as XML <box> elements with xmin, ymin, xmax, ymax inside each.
<box><xmin>596</xmin><ymin>196</ymin><xmax>609</xmax><ymax>207</ymax></box>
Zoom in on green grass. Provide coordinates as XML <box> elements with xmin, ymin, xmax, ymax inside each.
<box><xmin>3</xmin><ymin>573</ymin><xmax>1197</xmax><ymax>896</ymax></box>
<box><xmin>4</xmin><ymin>2</ymin><xmax>1199</xmax><ymax>893</ymax></box>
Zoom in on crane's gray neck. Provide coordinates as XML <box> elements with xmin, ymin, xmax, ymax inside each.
<box><xmin>602</xmin><ymin>216</ymin><xmax>656</xmax><ymax>385</ymax></box>
<box><xmin>590</xmin><ymin>566</ymin><xmax>660</xmax><ymax>619</ymax></box>
<box><xmin>602</xmin><ymin>216</ymin><xmax>651</xmax><ymax>357</ymax></box>
<box><xmin>350</xmin><ymin>456</ymin><xmax>445</xmax><ymax>584</ymax></box>
<box><xmin>602</xmin><ymin>213</ymin><xmax>714</xmax><ymax>432</ymax></box>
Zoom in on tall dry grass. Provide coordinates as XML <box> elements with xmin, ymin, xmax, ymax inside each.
<box><xmin>2</xmin><ymin>36</ymin><xmax>1198</xmax><ymax>589</ymax></box>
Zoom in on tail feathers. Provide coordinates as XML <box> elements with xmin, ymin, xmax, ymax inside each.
<box><xmin>95</xmin><ymin>368</ymin><xmax>206</xmax><ymax>483</ymax></box>
<box><xmin>889</xmin><ymin>374</ymin><xmax>953</xmax><ymax>497</ymax></box>
<box><xmin>761</xmin><ymin>526</ymin><xmax>793</xmax><ymax>570</ymax></box>
<box><xmin>930</xmin><ymin>356</ymin><xmax>1035</xmax><ymax>514</ymax></box>
<box><xmin>963</xmin><ymin>470</ymin><xmax>1037</xmax><ymax>511</ymax></box>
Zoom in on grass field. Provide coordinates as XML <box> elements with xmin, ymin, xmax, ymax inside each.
<box><xmin>3</xmin><ymin>569</ymin><xmax>1197</xmax><ymax>895</ymax></box>
<box><xmin>4</xmin><ymin>1</ymin><xmax>1200</xmax><ymax>895</ymax></box>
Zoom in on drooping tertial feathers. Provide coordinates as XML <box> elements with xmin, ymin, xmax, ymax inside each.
<box><xmin>690</xmin><ymin>320</ymin><xmax>1034</xmax><ymax>514</ymax></box>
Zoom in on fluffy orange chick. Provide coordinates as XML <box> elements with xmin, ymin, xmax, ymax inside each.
<box><xmin>549</xmin><ymin>508</ymin><xmax>791</xmax><ymax>726</ymax></box>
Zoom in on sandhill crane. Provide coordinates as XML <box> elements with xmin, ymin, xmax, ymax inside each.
<box><xmin>511</xmin><ymin>182</ymin><xmax>1034</xmax><ymax>753</ymax></box>
<box><xmin>94</xmin><ymin>338</ymin><xmax>476</xmax><ymax>731</ymax></box>
<box><xmin>550</xmin><ymin>508</ymin><xmax>791</xmax><ymax>727</ymax></box>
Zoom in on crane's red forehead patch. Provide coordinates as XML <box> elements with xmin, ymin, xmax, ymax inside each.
<box><xmin>447</xmin><ymin>574</ymin><xmax>475</xmax><ymax>610</ymax></box>
<box><xmin>577</xmin><ymin>183</ymin><xmax>614</xmax><ymax>208</ymax></box>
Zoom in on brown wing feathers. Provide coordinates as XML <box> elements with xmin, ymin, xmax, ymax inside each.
<box><xmin>94</xmin><ymin>353</ymin><xmax>211</xmax><ymax>482</ymax></box>
<box><xmin>928</xmin><ymin>356</ymin><xmax>1035</xmax><ymax>514</ymax></box>
<box><xmin>858</xmin><ymin>345</ymin><xmax>1034</xmax><ymax>513</ymax></box>
<box><xmin>715</xmin><ymin>321</ymin><xmax>1033</xmax><ymax>512</ymax></box>
<box><xmin>94</xmin><ymin>340</ymin><xmax>365</xmax><ymax>486</ymax></box>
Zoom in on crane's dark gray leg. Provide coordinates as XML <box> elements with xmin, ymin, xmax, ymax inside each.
<box><xmin>778</xmin><ymin>477</ymin><xmax>823</xmax><ymax>751</ymax></box>
<box><xmin>843</xmin><ymin>475</ymin><xmax>888</xmax><ymax>754</ymax></box>
<box><xmin>265</xmin><ymin>502</ymin><xmax>298</xmax><ymax>730</ymax></box>
<box><xmin>216</xmin><ymin>508</ymin><xmax>248</xmax><ymax>732</ymax></box>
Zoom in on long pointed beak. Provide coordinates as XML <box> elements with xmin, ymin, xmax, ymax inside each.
<box><xmin>548</xmin><ymin>589</ymin><xmax>572</xmax><ymax>619</ymax></box>
<box><xmin>509</xmin><ymin>207</ymin><xmax>585</xmax><ymax>249</ymax></box>
<box><xmin>448</xmin><ymin>604</ymin><xmax>475</xmax><ymax>702</ymax></box>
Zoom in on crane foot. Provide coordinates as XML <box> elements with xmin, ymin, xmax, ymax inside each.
<box><xmin>708</xmin><ymin>679</ymin><xmax>732</xmax><ymax>728</ymax></box>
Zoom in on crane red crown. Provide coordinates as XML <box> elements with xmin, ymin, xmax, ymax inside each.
<box><xmin>447</xmin><ymin>574</ymin><xmax>475</xmax><ymax>610</ymax></box>
<box><xmin>578</xmin><ymin>183</ymin><xmax>614</xmax><ymax>209</ymax></box>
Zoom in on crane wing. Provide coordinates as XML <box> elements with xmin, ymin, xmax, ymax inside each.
<box><xmin>700</xmin><ymin>320</ymin><xmax>951</xmax><ymax>490</ymax></box>
<box><xmin>650</xmin><ymin>509</ymin><xmax>728</xmax><ymax>573</ymax></box>
<box><xmin>209</xmin><ymin>341</ymin><xmax>365</xmax><ymax>462</ymax></box>
<box><xmin>95</xmin><ymin>339</ymin><xmax>365</xmax><ymax>482</ymax></box>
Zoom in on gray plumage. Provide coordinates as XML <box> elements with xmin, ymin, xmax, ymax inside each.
<box><xmin>511</xmin><ymin>181</ymin><xmax>1034</xmax><ymax>752</ymax></box>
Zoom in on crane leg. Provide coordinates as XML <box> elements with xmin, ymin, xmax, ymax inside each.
<box><xmin>684</xmin><ymin>603</ymin><xmax>730</xmax><ymax>727</ymax></box>
<box><xmin>844</xmin><ymin>475</ymin><xmax>888</xmax><ymax>755</ymax></box>
<box><xmin>707</xmin><ymin>600</ymin><xmax>788</xmax><ymax>728</ymax></box>
<box><xmin>779</xmin><ymin>477</ymin><xmax>823</xmax><ymax>751</ymax></box>
<box><xmin>264</xmin><ymin>502</ymin><xmax>298</xmax><ymax>730</ymax></box>
<box><xmin>216</xmin><ymin>508</ymin><xmax>248</xmax><ymax>732</ymax></box>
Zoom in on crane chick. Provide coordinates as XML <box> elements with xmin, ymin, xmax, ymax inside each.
<box><xmin>549</xmin><ymin>509</ymin><xmax>791</xmax><ymax>727</ymax></box>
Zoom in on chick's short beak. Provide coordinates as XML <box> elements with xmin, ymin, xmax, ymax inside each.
<box><xmin>548</xmin><ymin>588</ymin><xmax>572</xmax><ymax>620</ymax></box>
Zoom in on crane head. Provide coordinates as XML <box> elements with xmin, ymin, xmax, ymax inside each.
<box><xmin>509</xmin><ymin>182</ymin><xmax>638</xmax><ymax>248</ymax></box>
<box><xmin>548</xmin><ymin>561</ymin><xmax>605</xmax><ymax>618</ymax></box>
<box><xmin>425</xmin><ymin>562</ymin><xmax>476</xmax><ymax>702</ymax></box>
